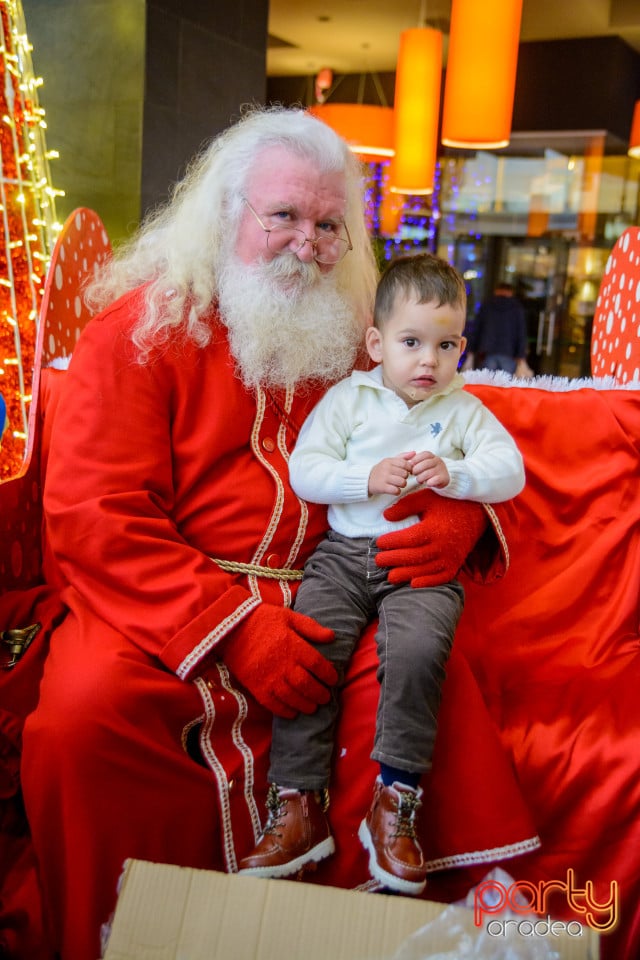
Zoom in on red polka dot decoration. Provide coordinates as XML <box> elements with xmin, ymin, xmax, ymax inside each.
<box><xmin>40</xmin><ymin>207</ymin><xmax>112</xmax><ymax>366</ymax></box>
<box><xmin>0</xmin><ymin>208</ymin><xmax>112</xmax><ymax>593</ymax></box>
<box><xmin>591</xmin><ymin>227</ymin><xmax>640</xmax><ymax>383</ymax></box>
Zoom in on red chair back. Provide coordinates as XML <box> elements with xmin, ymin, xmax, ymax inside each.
<box><xmin>0</xmin><ymin>208</ymin><xmax>111</xmax><ymax>593</ymax></box>
<box><xmin>591</xmin><ymin>226</ymin><xmax>640</xmax><ymax>383</ymax></box>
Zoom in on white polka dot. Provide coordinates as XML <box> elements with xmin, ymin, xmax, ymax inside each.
<box><xmin>74</xmin><ymin>296</ymin><xmax>82</xmax><ymax>318</ymax></box>
<box><xmin>54</xmin><ymin>264</ymin><xmax>63</xmax><ymax>289</ymax></box>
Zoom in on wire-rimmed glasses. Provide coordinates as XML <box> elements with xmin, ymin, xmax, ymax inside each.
<box><xmin>242</xmin><ymin>198</ymin><xmax>352</xmax><ymax>265</ymax></box>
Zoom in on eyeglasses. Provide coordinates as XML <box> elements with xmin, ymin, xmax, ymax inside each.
<box><xmin>242</xmin><ymin>198</ymin><xmax>353</xmax><ymax>265</ymax></box>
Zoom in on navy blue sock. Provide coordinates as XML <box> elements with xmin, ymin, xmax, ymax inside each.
<box><xmin>379</xmin><ymin>763</ymin><xmax>420</xmax><ymax>789</ymax></box>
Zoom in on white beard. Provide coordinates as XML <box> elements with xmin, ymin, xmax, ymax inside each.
<box><xmin>217</xmin><ymin>254</ymin><xmax>364</xmax><ymax>390</ymax></box>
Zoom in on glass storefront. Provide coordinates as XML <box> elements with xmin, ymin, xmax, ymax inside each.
<box><xmin>365</xmin><ymin>142</ymin><xmax>640</xmax><ymax>378</ymax></box>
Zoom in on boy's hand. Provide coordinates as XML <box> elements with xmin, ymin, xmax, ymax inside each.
<box><xmin>368</xmin><ymin>451</ymin><xmax>415</xmax><ymax>496</ymax></box>
<box><xmin>409</xmin><ymin>450</ymin><xmax>450</xmax><ymax>489</ymax></box>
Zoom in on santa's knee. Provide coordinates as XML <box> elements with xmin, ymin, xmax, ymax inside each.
<box><xmin>23</xmin><ymin>636</ymin><xmax>147</xmax><ymax>777</ymax></box>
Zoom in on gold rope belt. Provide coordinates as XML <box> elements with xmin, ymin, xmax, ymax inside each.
<box><xmin>210</xmin><ymin>557</ymin><xmax>304</xmax><ymax>581</ymax></box>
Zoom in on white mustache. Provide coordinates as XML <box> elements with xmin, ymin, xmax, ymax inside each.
<box><xmin>260</xmin><ymin>252</ymin><xmax>322</xmax><ymax>288</ymax></box>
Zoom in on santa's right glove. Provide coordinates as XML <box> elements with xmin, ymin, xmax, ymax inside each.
<box><xmin>220</xmin><ymin>603</ymin><xmax>338</xmax><ymax>719</ymax></box>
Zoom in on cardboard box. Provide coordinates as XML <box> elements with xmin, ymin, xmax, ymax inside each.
<box><xmin>103</xmin><ymin>859</ymin><xmax>599</xmax><ymax>960</ymax></box>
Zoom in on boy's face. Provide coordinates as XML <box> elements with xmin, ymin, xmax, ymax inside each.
<box><xmin>366</xmin><ymin>295</ymin><xmax>467</xmax><ymax>406</ymax></box>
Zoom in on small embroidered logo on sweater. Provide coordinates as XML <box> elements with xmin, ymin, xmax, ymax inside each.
<box><xmin>430</xmin><ymin>422</ymin><xmax>442</xmax><ymax>437</ymax></box>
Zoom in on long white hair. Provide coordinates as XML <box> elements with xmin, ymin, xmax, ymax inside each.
<box><xmin>84</xmin><ymin>104</ymin><xmax>378</xmax><ymax>361</ymax></box>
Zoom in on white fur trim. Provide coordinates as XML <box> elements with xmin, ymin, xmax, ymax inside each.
<box><xmin>47</xmin><ymin>355</ymin><xmax>72</xmax><ymax>370</ymax></box>
<box><xmin>462</xmin><ymin>369</ymin><xmax>640</xmax><ymax>392</ymax></box>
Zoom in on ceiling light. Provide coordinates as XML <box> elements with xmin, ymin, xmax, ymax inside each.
<box><xmin>391</xmin><ymin>27</ymin><xmax>442</xmax><ymax>195</ymax></box>
<box><xmin>441</xmin><ymin>0</ymin><xmax>523</xmax><ymax>150</ymax></box>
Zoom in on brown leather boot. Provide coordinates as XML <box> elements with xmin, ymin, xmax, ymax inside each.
<box><xmin>237</xmin><ymin>784</ymin><xmax>335</xmax><ymax>878</ymax></box>
<box><xmin>358</xmin><ymin>778</ymin><xmax>427</xmax><ymax>895</ymax></box>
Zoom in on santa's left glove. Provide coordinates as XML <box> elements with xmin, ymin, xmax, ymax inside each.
<box><xmin>219</xmin><ymin>603</ymin><xmax>338</xmax><ymax>719</ymax></box>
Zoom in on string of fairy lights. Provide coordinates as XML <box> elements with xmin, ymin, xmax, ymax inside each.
<box><xmin>362</xmin><ymin>157</ymin><xmax>441</xmax><ymax>265</ymax></box>
<box><xmin>0</xmin><ymin>0</ymin><xmax>62</xmax><ymax>480</ymax></box>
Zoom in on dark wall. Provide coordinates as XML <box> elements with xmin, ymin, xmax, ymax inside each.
<box><xmin>512</xmin><ymin>37</ymin><xmax>640</xmax><ymax>141</ymax></box>
<box><xmin>22</xmin><ymin>0</ymin><xmax>269</xmax><ymax>245</ymax></box>
<box><xmin>143</xmin><ymin>0</ymin><xmax>268</xmax><ymax>218</ymax></box>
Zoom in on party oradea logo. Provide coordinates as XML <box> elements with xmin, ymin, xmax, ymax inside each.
<box><xmin>474</xmin><ymin>868</ymin><xmax>618</xmax><ymax>938</ymax></box>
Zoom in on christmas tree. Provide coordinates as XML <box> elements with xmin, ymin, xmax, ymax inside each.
<box><xmin>0</xmin><ymin>0</ymin><xmax>60</xmax><ymax>480</ymax></box>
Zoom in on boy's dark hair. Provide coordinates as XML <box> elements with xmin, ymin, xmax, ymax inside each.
<box><xmin>373</xmin><ymin>253</ymin><xmax>467</xmax><ymax>329</ymax></box>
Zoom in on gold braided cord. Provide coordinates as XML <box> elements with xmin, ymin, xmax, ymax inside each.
<box><xmin>210</xmin><ymin>557</ymin><xmax>304</xmax><ymax>581</ymax></box>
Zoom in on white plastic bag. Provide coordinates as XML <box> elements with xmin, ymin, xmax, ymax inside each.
<box><xmin>390</xmin><ymin>868</ymin><xmax>561</xmax><ymax>960</ymax></box>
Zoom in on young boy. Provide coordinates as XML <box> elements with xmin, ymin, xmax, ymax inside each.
<box><xmin>238</xmin><ymin>253</ymin><xmax>525</xmax><ymax>894</ymax></box>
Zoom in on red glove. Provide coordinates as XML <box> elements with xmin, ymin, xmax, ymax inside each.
<box><xmin>375</xmin><ymin>489</ymin><xmax>488</xmax><ymax>588</ymax></box>
<box><xmin>220</xmin><ymin>604</ymin><xmax>338</xmax><ymax>719</ymax></box>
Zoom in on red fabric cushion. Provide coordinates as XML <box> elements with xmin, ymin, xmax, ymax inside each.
<box><xmin>459</xmin><ymin>382</ymin><xmax>640</xmax><ymax>958</ymax></box>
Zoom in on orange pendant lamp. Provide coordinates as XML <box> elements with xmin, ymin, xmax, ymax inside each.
<box><xmin>628</xmin><ymin>101</ymin><xmax>640</xmax><ymax>159</ymax></box>
<box><xmin>309</xmin><ymin>103</ymin><xmax>395</xmax><ymax>162</ymax></box>
<box><xmin>391</xmin><ymin>27</ymin><xmax>443</xmax><ymax>195</ymax></box>
<box><xmin>378</xmin><ymin>161</ymin><xmax>404</xmax><ymax>236</ymax></box>
<box><xmin>441</xmin><ymin>0</ymin><xmax>523</xmax><ymax>149</ymax></box>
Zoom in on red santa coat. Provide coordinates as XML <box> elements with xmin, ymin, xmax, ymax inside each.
<box><xmin>21</xmin><ymin>288</ymin><xmax>537</xmax><ymax>960</ymax></box>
